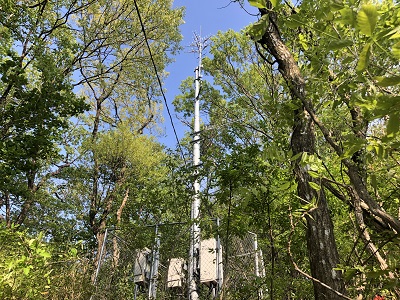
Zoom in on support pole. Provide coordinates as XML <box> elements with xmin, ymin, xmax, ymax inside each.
<box><xmin>253</xmin><ymin>233</ymin><xmax>259</xmax><ymax>278</ymax></box>
<box><xmin>250</xmin><ymin>232</ymin><xmax>264</xmax><ymax>299</ymax></box>
<box><xmin>216</xmin><ymin>217</ymin><xmax>223</xmax><ymax>295</ymax></box>
<box><xmin>149</xmin><ymin>225</ymin><xmax>160</xmax><ymax>299</ymax></box>
<box><xmin>94</xmin><ymin>228</ymin><xmax>108</xmax><ymax>285</ymax></box>
<box><xmin>189</xmin><ymin>39</ymin><xmax>202</xmax><ymax>300</ymax></box>
<box><xmin>134</xmin><ymin>284</ymin><xmax>138</xmax><ymax>300</ymax></box>
<box><xmin>90</xmin><ymin>228</ymin><xmax>108</xmax><ymax>300</ymax></box>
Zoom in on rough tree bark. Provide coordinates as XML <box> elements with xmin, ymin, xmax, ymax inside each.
<box><xmin>112</xmin><ymin>188</ymin><xmax>129</xmax><ymax>269</ymax></box>
<box><xmin>257</xmin><ymin>7</ymin><xmax>347</xmax><ymax>299</ymax></box>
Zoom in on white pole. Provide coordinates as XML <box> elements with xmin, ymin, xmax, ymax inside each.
<box><xmin>90</xmin><ymin>228</ymin><xmax>108</xmax><ymax>300</ymax></box>
<box><xmin>250</xmin><ymin>232</ymin><xmax>264</xmax><ymax>299</ymax></box>
<box><xmin>94</xmin><ymin>228</ymin><xmax>108</xmax><ymax>285</ymax></box>
<box><xmin>189</xmin><ymin>41</ymin><xmax>202</xmax><ymax>300</ymax></box>
<box><xmin>149</xmin><ymin>225</ymin><xmax>160</xmax><ymax>299</ymax></box>
<box><xmin>253</xmin><ymin>233</ymin><xmax>259</xmax><ymax>278</ymax></box>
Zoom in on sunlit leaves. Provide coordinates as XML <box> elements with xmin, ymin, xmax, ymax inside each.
<box><xmin>385</xmin><ymin>26</ymin><xmax>400</xmax><ymax>40</ymax></box>
<box><xmin>357</xmin><ymin>5</ymin><xmax>378</xmax><ymax>36</ymax></box>
<box><xmin>248</xmin><ymin>0</ymin><xmax>279</xmax><ymax>8</ymax></box>
<box><xmin>356</xmin><ymin>42</ymin><xmax>371</xmax><ymax>73</ymax></box>
<box><xmin>375</xmin><ymin>75</ymin><xmax>400</xmax><ymax>87</ymax></box>
<box><xmin>241</xmin><ymin>0</ymin><xmax>400</xmax><ymax>296</ymax></box>
<box><xmin>386</xmin><ymin>113</ymin><xmax>400</xmax><ymax>137</ymax></box>
<box><xmin>327</xmin><ymin>39</ymin><xmax>353</xmax><ymax>51</ymax></box>
<box><xmin>392</xmin><ymin>41</ymin><xmax>400</xmax><ymax>59</ymax></box>
<box><xmin>298</xmin><ymin>33</ymin><xmax>309</xmax><ymax>50</ymax></box>
<box><xmin>247</xmin><ymin>14</ymin><xmax>269</xmax><ymax>41</ymax></box>
<box><xmin>91</xmin><ymin>124</ymin><xmax>165</xmax><ymax>174</ymax></box>
<box><xmin>248</xmin><ymin>0</ymin><xmax>267</xmax><ymax>8</ymax></box>
<box><xmin>330</xmin><ymin>0</ymin><xmax>344</xmax><ymax>11</ymax></box>
<box><xmin>286</xmin><ymin>14</ymin><xmax>303</xmax><ymax>28</ymax></box>
<box><xmin>308</xmin><ymin>181</ymin><xmax>321</xmax><ymax>191</ymax></box>
<box><xmin>354</xmin><ymin>94</ymin><xmax>400</xmax><ymax>120</ymax></box>
<box><xmin>336</xmin><ymin>7</ymin><xmax>355</xmax><ymax>26</ymax></box>
<box><xmin>341</xmin><ymin>136</ymin><xmax>367</xmax><ymax>159</ymax></box>
<box><xmin>0</xmin><ymin>229</ymin><xmax>52</xmax><ymax>299</ymax></box>
<box><xmin>298</xmin><ymin>152</ymin><xmax>324</xmax><ymax>174</ymax></box>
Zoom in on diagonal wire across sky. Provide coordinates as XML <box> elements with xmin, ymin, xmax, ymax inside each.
<box><xmin>156</xmin><ymin>0</ymin><xmax>257</xmax><ymax>150</ymax></box>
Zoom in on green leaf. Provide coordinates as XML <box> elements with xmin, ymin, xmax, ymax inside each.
<box><xmin>327</xmin><ymin>39</ymin><xmax>353</xmax><ymax>51</ymax></box>
<box><xmin>69</xmin><ymin>247</ymin><xmax>78</xmax><ymax>257</ymax></box>
<box><xmin>275</xmin><ymin>181</ymin><xmax>291</xmax><ymax>191</ymax></box>
<box><xmin>336</xmin><ymin>7</ymin><xmax>355</xmax><ymax>26</ymax></box>
<box><xmin>290</xmin><ymin>151</ymin><xmax>303</xmax><ymax>161</ymax></box>
<box><xmin>286</xmin><ymin>14</ymin><xmax>303</xmax><ymax>28</ymax></box>
<box><xmin>270</xmin><ymin>0</ymin><xmax>278</xmax><ymax>8</ymax></box>
<box><xmin>248</xmin><ymin>0</ymin><xmax>267</xmax><ymax>8</ymax></box>
<box><xmin>247</xmin><ymin>14</ymin><xmax>269</xmax><ymax>41</ymax></box>
<box><xmin>23</xmin><ymin>266</ymin><xmax>31</xmax><ymax>276</ymax></box>
<box><xmin>357</xmin><ymin>5</ymin><xmax>378</xmax><ymax>36</ymax></box>
<box><xmin>392</xmin><ymin>41</ymin><xmax>400</xmax><ymax>59</ymax></box>
<box><xmin>371</xmin><ymin>95</ymin><xmax>400</xmax><ymax>118</ymax></box>
<box><xmin>299</xmin><ymin>33</ymin><xmax>309</xmax><ymax>50</ymax></box>
<box><xmin>341</xmin><ymin>137</ymin><xmax>366</xmax><ymax>159</ymax></box>
<box><xmin>309</xmin><ymin>181</ymin><xmax>321</xmax><ymax>191</ymax></box>
<box><xmin>370</xmin><ymin>174</ymin><xmax>377</xmax><ymax>192</ymax></box>
<box><xmin>385</xmin><ymin>26</ymin><xmax>400</xmax><ymax>39</ymax></box>
<box><xmin>330</xmin><ymin>0</ymin><xmax>344</xmax><ymax>11</ymax></box>
<box><xmin>343</xmin><ymin>268</ymin><xmax>359</xmax><ymax>281</ymax></box>
<box><xmin>375</xmin><ymin>75</ymin><xmax>400</xmax><ymax>87</ymax></box>
<box><xmin>308</xmin><ymin>170</ymin><xmax>320</xmax><ymax>179</ymax></box>
<box><xmin>387</xmin><ymin>113</ymin><xmax>400</xmax><ymax>137</ymax></box>
<box><xmin>37</xmin><ymin>248</ymin><xmax>51</xmax><ymax>259</ymax></box>
<box><xmin>356</xmin><ymin>42</ymin><xmax>371</xmax><ymax>73</ymax></box>
<box><xmin>375</xmin><ymin>144</ymin><xmax>385</xmax><ymax>158</ymax></box>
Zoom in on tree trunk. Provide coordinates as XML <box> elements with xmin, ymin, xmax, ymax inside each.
<box><xmin>5</xmin><ymin>193</ymin><xmax>11</xmax><ymax>227</ymax></box>
<box><xmin>292</xmin><ymin>109</ymin><xmax>346</xmax><ymax>299</ymax></box>
<box><xmin>305</xmin><ymin>196</ymin><xmax>346</xmax><ymax>299</ymax></box>
<box><xmin>112</xmin><ymin>188</ymin><xmax>129</xmax><ymax>269</ymax></box>
<box><xmin>257</xmin><ymin>7</ymin><xmax>347</xmax><ymax>298</ymax></box>
<box><xmin>15</xmin><ymin>169</ymin><xmax>37</xmax><ymax>225</ymax></box>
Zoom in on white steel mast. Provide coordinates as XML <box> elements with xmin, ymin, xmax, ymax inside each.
<box><xmin>189</xmin><ymin>35</ymin><xmax>203</xmax><ymax>300</ymax></box>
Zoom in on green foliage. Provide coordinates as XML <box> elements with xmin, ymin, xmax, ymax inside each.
<box><xmin>246</xmin><ymin>14</ymin><xmax>269</xmax><ymax>41</ymax></box>
<box><xmin>335</xmin><ymin>263</ymin><xmax>399</xmax><ymax>298</ymax></box>
<box><xmin>0</xmin><ymin>226</ymin><xmax>92</xmax><ymax>300</ymax></box>
<box><xmin>3</xmin><ymin>0</ymin><xmax>400</xmax><ymax>298</ymax></box>
<box><xmin>252</xmin><ymin>0</ymin><xmax>400</xmax><ymax>296</ymax></box>
<box><xmin>0</xmin><ymin>50</ymin><xmax>87</xmax><ymax>170</ymax></box>
<box><xmin>375</xmin><ymin>75</ymin><xmax>400</xmax><ymax>87</ymax></box>
<box><xmin>174</xmin><ymin>27</ymin><xmax>316</xmax><ymax>297</ymax></box>
<box><xmin>0</xmin><ymin>1</ymin><xmax>186</xmax><ymax>299</ymax></box>
<box><xmin>173</xmin><ymin>0</ymin><xmax>400</xmax><ymax>297</ymax></box>
<box><xmin>356</xmin><ymin>42</ymin><xmax>372</xmax><ymax>73</ymax></box>
<box><xmin>0</xmin><ymin>0</ymin><xmax>184</xmax><ymax>225</ymax></box>
<box><xmin>0</xmin><ymin>227</ymin><xmax>52</xmax><ymax>299</ymax></box>
<box><xmin>357</xmin><ymin>5</ymin><xmax>379</xmax><ymax>37</ymax></box>
<box><xmin>248</xmin><ymin>0</ymin><xmax>267</xmax><ymax>9</ymax></box>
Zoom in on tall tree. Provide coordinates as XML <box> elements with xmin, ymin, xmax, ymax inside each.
<box><xmin>0</xmin><ymin>0</ymin><xmax>183</xmax><ymax>229</ymax></box>
<box><xmin>73</xmin><ymin>0</ymin><xmax>183</xmax><ymax>281</ymax></box>
<box><xmin>245</xmin><ymin>0</ymin><xmax>400</xmax><ymax>297</ymax></box>
<box><xmin>1</xmin><ymin>1</ymin><xmax>185</xmax><ymax>295</ymax></box>
<box><xmin>0</xmin><ymin>0</ymin><xmax>88</xmax><ymax>226</ymax></box>
<box><xmin>250</xmin><ymin>3</ymin><xmax>346</xmax><ymax>298</ymax></box>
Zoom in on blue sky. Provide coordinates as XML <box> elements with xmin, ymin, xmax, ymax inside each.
<box><xmin>159</xmin><ymin>0</ymin><xmax>257</xmax><ymax>148</ymax></box>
